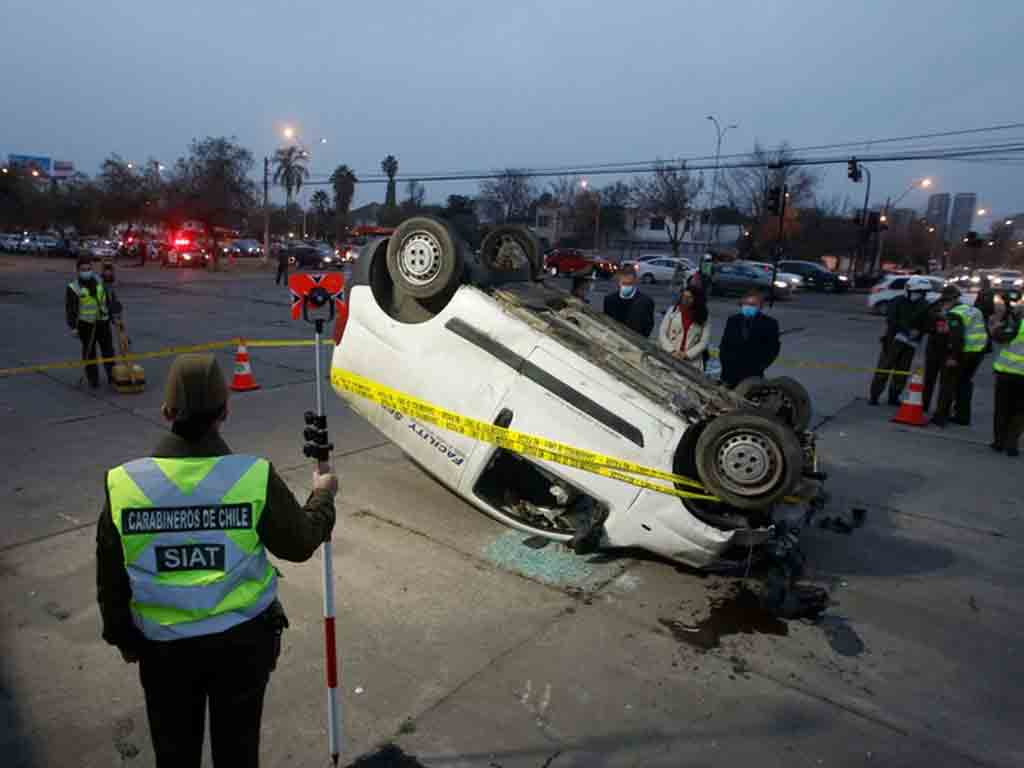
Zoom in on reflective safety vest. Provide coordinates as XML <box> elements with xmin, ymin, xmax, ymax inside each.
<box><xmin>69</xmin><ymin>280</ymin><xmax>108</xmax><ymax>323</ymax></box>
<box><xmin>950</xmin><ymin>304</ymin><xmax>987</xmax><ymax>353</ymax></box>
<box><xmin>994</xmin><ymin>319</ymin><xmax>1024</xmax><ymax>377</ymax></box>
<box><xmin>107</xmin><ymin>455</ymin><xmax>276</xmax><ymax>642</ymax></box>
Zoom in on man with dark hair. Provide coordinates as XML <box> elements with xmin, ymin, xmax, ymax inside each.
<box><xmin>96</xmin><ymin>354</ymin><xmax>339</xmax><ymax>767</ymax></box>
<box><xmin>67</xmin><ymin>255</ymin><xmax>116</xmax><ymax>388</ymax></box>
<box><xmin>603</xmin><ymin>266</ymin><xmax>655</xmax><ymax>337</ymax></box>
<box><xmin>718</xmin><ymin>289</ymin><xmax>780</xmax><ymax>388</ymax></box>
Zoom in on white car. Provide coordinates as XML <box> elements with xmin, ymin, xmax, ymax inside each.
<box><xmin>867</xmin><ymin>275</ymin><xmax>946</xmax><ymax>314</ymax></box>
<box><xmin>635</xmin><ymin>256</ymin><xmax>692</xmax><ymax>284</ymax></box>
<box><xmin>987</xmin><ymin>270</ymin><xmax>1024</xmax><ymax>291</ymax></box>
<box><xmin>329</xmin><ymin>217</ymin><xmax>823</xmax><ymax>583</ymax></box>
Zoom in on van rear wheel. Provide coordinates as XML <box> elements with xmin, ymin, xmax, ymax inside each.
<box><xmin>386</xmin><ymin>217</ymin><xmax>464</xmax><ymax>300</ymax></box>
<box><xmin>695</xmin><ymin>412</ymin><xmax>803</xmax><ymax>510</ymax></box>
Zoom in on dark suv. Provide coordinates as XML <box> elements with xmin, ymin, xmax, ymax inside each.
<box><xmin>777</xmin><ymin>260</ymin><xmax>850</xmax><ymax>292</ymax></box>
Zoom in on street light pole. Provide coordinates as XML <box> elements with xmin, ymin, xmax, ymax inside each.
<box><xmin>263</xmin><ymin>156</ymin><xmax>270</xmax><ymax>264</ymax></box>
<box><xmin>706</xmin><ymin>116</ymin><xmax>737</xmax><ymax>251</ymax></box>
<box><xmin>875</xmin><ymin>178</ymin><xmax>932</xmax><ymax>271</ymax></box>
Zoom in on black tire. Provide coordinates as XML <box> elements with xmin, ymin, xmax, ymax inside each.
<box><xmin>873</xmin><ymin>300</ymin><xmax>889</xmax><ymax>316</ymax></box>
<box><xmin>695</xmin><ymin>411</ymin><xmax>803</xmax><ymax>510</ymax></box>
<box><xmin>641</xmin><ymin>273</ymin><xmax>655</xmax><ymax>284</ymax></box>
<box><xmin>386</xmin><ymin>217</ymin><xmax>464</xmax><ymax>299</ymax></box>
<box><xmin>734</xmin><ymin>376</ymin><xmax>812</xmax><ymax>431</ymax></box>
<box><xmin>480</xmin><ymin>226</ymin><xmax>542</xmax><ymax>281</ymax></box>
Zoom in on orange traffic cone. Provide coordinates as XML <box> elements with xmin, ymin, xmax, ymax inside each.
<box><xmin>230</xmin><ymin>341</ymin><xmax>260</xmax><ymax>392</ymax></box>
<box><xmin>892</xmin><ymin>372</ymin><xmax>928</xmax><ymax>427</ymax></box>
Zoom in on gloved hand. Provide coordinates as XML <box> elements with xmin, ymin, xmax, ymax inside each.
<box><xmin>313</xmin><ymin>462</ymin><xmax>339</xmax><ymax>498</ymax></box>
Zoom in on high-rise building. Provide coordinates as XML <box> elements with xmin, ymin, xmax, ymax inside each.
<box><xmin>925</xmin><ymin>193</ymin><xmax>951</xmax><ymax>242</ymax></box>
<box><xmin>949</xmin><ymin>193</ymin><xmax>977</xmax><ymax>244</ymax></box>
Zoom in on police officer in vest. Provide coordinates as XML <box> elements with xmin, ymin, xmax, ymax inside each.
<box><xmin>66</xmin><ymin>254</ymin><xmax>116</xmax><ymax>388</ymax></box>
<box><xmin>96</xmin><ymin>354</ymin><xmax>339</xmax><ymax>767</ymax></box>
<box><xmin>931</xmin><ymin>287</ymin><xmax>989</xmax><ymax>427</ymax></box>
<box><xmin>991</xmin><ymin>296</ymin><xmax>1024</xmax><ymax>456</ymax></box>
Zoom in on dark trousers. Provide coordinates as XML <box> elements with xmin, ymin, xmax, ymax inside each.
<box><xmin>922</xmin><ymin>341</ymin><xmax>947</xmax><ymax>412</ymax></box>
<box><xmin>933</xmin><ymin>352</ymin><xmax>983</xmax><ymax>425</ymax></box>
<box><xmin>138</xmin><ymin>622</ymin><xmax>278</xmax><ymax>768</ymax></box>
<box><xmin>870</xmin><ymin>340</ymin><xmax>916</xmax><ymax>403</ymax></box>
<box><xmin>993</xmin><ymin>372</ymin><xmax>1024</xmax><ymax>450</ymax></box>
<box><xmin>78</xmin><ymin>320</ymin><xmax>114</xmax><ymax>387</ymax></box>
<box><xmin>275</xmin><ymin>261</ymin><xmax>288</xmax><ymax>285</ymax></box>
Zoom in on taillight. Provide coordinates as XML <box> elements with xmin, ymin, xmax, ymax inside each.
<box><xmin>871</xmin><ymin>285</ymin><xmax>883</xmax><ymax>293</ymax></box>
<box><xmin>174</xmin><ymin>238</ymin><xmax>190</xmax><ymax>246</ymax></box>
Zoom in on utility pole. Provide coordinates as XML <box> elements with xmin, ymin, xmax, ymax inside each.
<box><xmin>705</xmin><ymin>116</ymin><xmax>737</xmax><ymax>251</ymax></box>
<box><xmin>858</xmin><ymin>165</ymin><xmax>871</xmax><ymax>274</ymax></box>
<box><xmin>263</xmin><ymin>156</ymin><xmax>270</xmax><ymax>264</ymax></box>
<box><xmin>875</xmin><ymin>196</ymin><xmax>891</xmax><ymax>273</ymax></box>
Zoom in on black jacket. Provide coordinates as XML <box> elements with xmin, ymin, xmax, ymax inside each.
<box><xmin>96</xmin><ymin>430</ymin><xmax>336</xmax><ymax>654</ymax></box>
<box><xmin>603</xmin><ymin>290</ymin><xmax>655</xmax><ymax>338</ymax></box>
<box><xmin>718</xmin><ymin>312</ymin><xmax>781</xmax><ymax>387</ymax></box>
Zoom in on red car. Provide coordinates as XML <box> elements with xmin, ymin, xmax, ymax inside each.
<box><xmin>544</xmin><ymin>248</ymin><xmax>615</xmax><ymax>277</ymax></box>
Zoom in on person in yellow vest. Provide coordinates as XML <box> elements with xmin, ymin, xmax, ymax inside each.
<box><xmin>66</xmin><ymin>254</ymin><xmax>116</xmax><ymax>388</ymax></box>
<box><xmin>96</xmin><ymin>354</ymin><xmax>339</xmax><ymax>767</ymax></box>
<box><xmin>931</xmin><ymin>288</ymin><xmax>989</xmax><ymax>428</ymax></box>
<box><xmin>991</xmin><ymin>299</ymin><xmax>1024</xmax><ymax>456</ymax></box>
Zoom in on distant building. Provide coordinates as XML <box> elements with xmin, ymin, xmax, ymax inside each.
<box><xmin>889</xmin><ymin>208</ymin><xmax>918</xmax><ymax>233</ymax></box>
<box><xmin>349</xmin><ymin>203</ymin><xmax>381</xmax><ymax>227</ymax></box>
<box><xmin>949</xmin><ymin>193</ymin><xmax>977</xmax><ymax>244</ymax></box>
<box><xmin>925</xmin><ymin>193</ymin><xmax>951</xmax><ymax>243</ymax></box>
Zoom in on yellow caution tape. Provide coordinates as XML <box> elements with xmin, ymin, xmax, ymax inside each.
<box><xmin>330</xmin><ymin>367</ymin><xmax>720</xmax><ymax>502</ymax></box>
<box><xmin>0</xmin><ymin>337</ymin><xmax>332</xmax><ymax>378</ymax></box>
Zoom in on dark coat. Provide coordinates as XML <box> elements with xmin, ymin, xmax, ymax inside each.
<box><xmin>718</xmin><ymin>312</ymin><xmax>781</xmax><ymax>387</ymax></box>
<box><xmin>603</xmin><ymin>290</ymin><xmax>655</xmax><ymax>338</ymax></box>
<box><xmin>96</xmin><ymin>430</ymin><xmax>335</xmax><ymax>655</ymax></box>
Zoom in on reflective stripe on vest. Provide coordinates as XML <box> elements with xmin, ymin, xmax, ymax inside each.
<box><xmin>950</xmin><ymin>304</ymin><xmax>987</xmax><ymax>353</ymax></box>
<box><xmin>107</xmin><ymin>455</ymin><xmax>275</xmax><ymax>641</ymax></box>
<box><xmin>994</xmin><ymin>320</ymin><xmax>1024</xmax><ymax>376</ymax></box>
<box><xmin>69</xmin><ymin>280</ymin><xmax>108</xmax><ymax>323</ymax></box>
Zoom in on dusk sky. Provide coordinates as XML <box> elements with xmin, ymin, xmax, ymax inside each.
<box><xmin>4</xmin><ymin>0</ymin><xmax>1022</xmax><ymax>220</ymax></box>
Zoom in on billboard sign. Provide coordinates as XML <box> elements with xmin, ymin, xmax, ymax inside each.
<box><xmin>8</xmin><ymin>154</ymin><xmax>52</xmax><ymax>174</ymax></box>
<box><xmin>52</xmin><ymin>160</ymin><xmax>74</xmax><ymax>178</ymax></box>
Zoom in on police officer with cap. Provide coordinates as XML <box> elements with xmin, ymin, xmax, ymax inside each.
<box><xmin>932</xmin><ymin>285</ymin><xmax>989</xmax><ymax>427</ymax></box>
<box><xmin>96</xmin><ymin>353</ymin><xmax>339</xmax><ymax>767</ymax></box>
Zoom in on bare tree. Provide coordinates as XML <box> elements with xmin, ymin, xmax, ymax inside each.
<box><xmin>724</xmin><ymin>142</ymin><xmax>818</xmax><ymax>219</ymax></box>
<box><xmin>548</xmin><ymin>175</ymin><xmax>581</xmax><ymax>208</ymax></box>
<box><xmin>403</xmin><ymin>179</ymin><xmax>426</xmax><ymax>210</ymax></box>
<box><xmin>478</xmin><ymin>169</ymin><xmax>536</xmax><ymax>224</ymax></box>
<box><xmin>631</xmin><ymin>161</ymin><xmax>704</xmax><ymax>257</ymax></box>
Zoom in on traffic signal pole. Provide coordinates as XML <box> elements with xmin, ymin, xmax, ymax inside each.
<box><xmin>263</xmin><ymin>157</ymin><xmax>270</xmax><ymax>265</ymax></box>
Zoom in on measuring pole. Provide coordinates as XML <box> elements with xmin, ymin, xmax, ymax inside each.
<box><xmin>302</xmin><ymin>287</ymin><xmax>341</xmax><ymax>765</ymax></box>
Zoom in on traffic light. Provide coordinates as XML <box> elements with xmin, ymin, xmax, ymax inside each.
<box><xmin>847</xmin><ymin>157</ymin><xmax>862</xmax><ymax>182</ymax></box>
<box><xmin>765</xmin><ymin>186</ymin><xmax>782</xmax><ymax>215</ymax></box>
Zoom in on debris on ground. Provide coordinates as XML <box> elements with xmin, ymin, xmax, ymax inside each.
<box><xmin>818</xmin><ymin>507</ymin><xmax>867</xmax><ymax>534</ymax></box>
<box><xmin>345</xmin><ymin>743</ymin><xmax>429</xmax><ymax>768</ymax></box>
<box><xmin>43</xmin><ymin>601</ymin><xmax>70</xmax><ymax>621</ymax></box>
<box><xmin>818</xmin><ymin>615</ymin><xmax>866</xmax><ymax>657</ymax></box>
<box><xmin>658</xmin><ymin>585</ymin><xmax>789</xmax><ymax>652</ymax></box>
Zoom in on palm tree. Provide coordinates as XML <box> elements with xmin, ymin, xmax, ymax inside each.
<box><xmin>330</xmin><ymin>165</ymin><xmax>358</xmax><ymax>230</ymax></box>
<box><xmin>310</xmin><ymin>190</ymin><xmax>331</xmax><ymax>238</ymax></box>
<box><xmin>273</xmin><ymin>147</ymin><xmax>310</xmax><ymax>208</ymax></box>
<box><xmin>381</xmin><ymin>155</ymin><xmax>399</xmax><ymax>208</ymax></box>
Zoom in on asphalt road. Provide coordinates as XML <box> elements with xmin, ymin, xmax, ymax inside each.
<box><xmin>1</xmin><ymin>254</ymin><xmax>1021</xmax><ymax>767</ymax></box>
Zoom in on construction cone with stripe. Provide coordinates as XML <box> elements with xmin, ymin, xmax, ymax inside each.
<box><xmin>230</xmin><ymin>341</ymin><xmax>260</xmax><ymax>392</ymax></box>
<box><xmin>892</xmin><ymin>371</ymin><xmax>927</xmax><ymax>426</ymax></box>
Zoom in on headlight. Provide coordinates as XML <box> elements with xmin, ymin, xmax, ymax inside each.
<box><xmin>774</xmin><ymin>280</ymin><xmax>789</xmax><ymax>288</ymax></box>
<box><xmin>1014</xmin><ymin>279</ymin><xmax>1023</xmax><ymax>287</ymax></box>
<box><xmin>971</xmin><ymin>276</ymin><xmax>981</xmax><ymax>283</ymax></box>
<box><xmin>838</xmin><ymin>274</ymin><xmax>849</xmax><ymax>281</ymax></box>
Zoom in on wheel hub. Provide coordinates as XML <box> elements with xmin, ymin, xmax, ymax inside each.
<box><xmin>397</xmin><ymin>232</ymin><xmax>442</xmax><ymax>286</ymax></box>
<box><xmin>716</xmin><ymin>431</ymin><xmax>782</xmax><ymax>496</ymax></box>
<box><xmin>494</xmin><ymin>237</ymin><xmax>526</xmax><ymax>270</ymax></box>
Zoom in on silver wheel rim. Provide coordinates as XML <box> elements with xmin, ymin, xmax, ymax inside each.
<box><xmin>715</xmin><ymin>430</ymin><xmax>784</xmax><ymax>497</ymax></box>
<box><xmin>397</xmin><ymin>231</ymin><xmax>443</xmax><ymax>287</ymax></box>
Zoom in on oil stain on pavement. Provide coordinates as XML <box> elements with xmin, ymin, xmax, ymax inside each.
<box><xmin>345</xmin><ymin>743</ymin><xmax>428</xmax><ymax>767</ymax></box>
<box><xmin>658</xmin><ymin>585</ymin><xmax>789</xmax><ymax>652</ymax></box>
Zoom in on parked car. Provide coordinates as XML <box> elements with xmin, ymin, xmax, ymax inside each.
<box><xmin>736</xmin><ymin>261</ymin><xmax>805</xmax><ymax>291</ymax></box>
<box><xmin>288</xmin><ymin>244</ymin><xmax>338</xmax><ymax>270</ymax></box>
<box><xmin>987</xmin><ymin>270</ymin><xmax>1024</xmax><ymax>290</ymax></box>
<box><xmin>776</xmin><ymin>260</ymin><xmax>850</xmax><ymax>292</ymax></box>
<box><xmin>867</xmin><ymin>275</ymin><xmax>945</xmax><ymax>314</ymax></box>
<box><xmin>711</xmin><ymin>263</ymin><xmax>793</xmax><ymax>299</ymax></box>
<box><xmin>0</xmin><ymin>234</ymin><xmax>23</xmax><ymax>252</ymax></box>
<box><xmin>330</xmin><ymin>217</ymin><xmax>822</xmax><ymax>590</ymax></box>
<box><xmin>225</xmin><ymin>239</ymin><xmax>264</xmax><ymax>258</ymax></box>
<box><xmin>544</xmin><ymin>248</ymin><xmax>614</xmax><ymax>278</ymax></box>
<box><xmin>635</xmin><ymin>256</ymin><xmax>692</xmax><ymax>285</ymax></box>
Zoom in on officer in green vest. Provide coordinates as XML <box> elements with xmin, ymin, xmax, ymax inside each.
<box><xmin>96</xmin><ymin>354</ymin><xmax>339</xmax><ymax>767</ymax></box>
<box><xmin>991</xmin><ymin>297</ymin><xmax>1024</xmax><ymax>456</ymax></box>
<box><xmin>66</xmin><ymin>254</ymin><xmax>116</xmax><ymax>388</ymax></box>
<box><xmin>931</xmin><ymin>287</ymin><xmax>989</xmax><ymax>427</ymax></box>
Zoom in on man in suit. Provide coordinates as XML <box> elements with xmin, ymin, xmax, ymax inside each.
<box><xmin>718</xmin><ymin>289</ymin><xmax>781</xmax><ymax>388</ymax></box>
<box><xmin>603</xmin><ymin>267</ymin><xmax>655</xmax><ymax>337</ymax></box>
